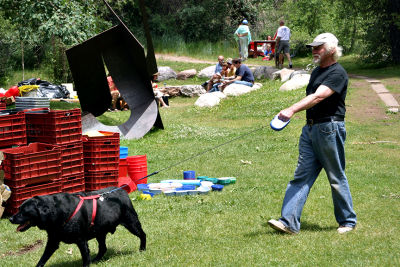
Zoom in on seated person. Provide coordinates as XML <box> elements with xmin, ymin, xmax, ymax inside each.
<box><xmin>262</xmin><ymin>44</ymin><xmax>273</xmax><ymax>61</ymax></box>
<box><xmin>152</xmin><ymin>73</ymin><xmax>169</xmax><ymax>108</ymax></box>
<box><xmin>202</xmin><ymin>55</ymin><xmax>224</xmax><ymax>89</ymax></box>
<box><xmin>220</xmin><ymin>58</ymin><xmax>254</xmax><ymax>91</ymax></box>
<box><xmin>107</xmin><ymin>75</ymin><xmax>128</xmax><ymax>111</ymax></box>
<box><xmin>226</xmin><ymin>58</ymin><xmax>236</xmax><ymax>78</ymax></box>
<box><xmin>207</xmin><ymin>62</ymin><xmax>229</xmax><ymax>92</ymax></box>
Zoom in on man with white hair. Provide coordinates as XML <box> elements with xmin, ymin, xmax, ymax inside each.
<box><xmin>268</xmin><ymin>33</ymin><xmax>357</xmax><ymax>235</ymax></box>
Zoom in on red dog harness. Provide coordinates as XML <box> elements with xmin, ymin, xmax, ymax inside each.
<box><xmin>66</xmin><ymin>195</ymin><xmax>101</xmax><ymax>227</ymax></box>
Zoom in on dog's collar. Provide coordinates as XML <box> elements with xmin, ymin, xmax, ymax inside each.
<box><xmin>66</xmin><ymin>195</ymin><xmax>100</xmax><ymax>227</ymax></box>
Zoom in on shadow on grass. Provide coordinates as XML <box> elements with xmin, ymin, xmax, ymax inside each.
<box><xmin>244</xmin><ymin>222</ymin><xmax>337</xmax><ymax>237</ymax></box>
<box><xmin>47</xmin><ymin>248</ymin><xmax>142</xmax><ymax>267</ymax></box>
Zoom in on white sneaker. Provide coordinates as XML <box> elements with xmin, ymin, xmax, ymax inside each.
<box><xmin>337</xmin><ymin>226</ymin><xmax>354</xmax><ymax>234</ymax></box>
<box><xmin>268</xmin><ymin>219</ymin><xmax>296</xmax><ymax>234</ymax></box>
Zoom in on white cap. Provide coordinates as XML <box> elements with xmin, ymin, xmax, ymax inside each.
<box><xmin>306</xmin><ymin>33</ymin><xmax>338</xmax><ymax>47</ymax></box>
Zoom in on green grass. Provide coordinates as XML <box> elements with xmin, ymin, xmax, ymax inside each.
<box><xmin>1</xmin><ymin>69</ymin><xmax>399</xmax><ymax>266</ymax></box>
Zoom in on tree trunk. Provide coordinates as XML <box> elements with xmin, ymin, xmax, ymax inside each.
<box><xmin>388</xmin><ymin>0</ymin><xmax>400</xmax><ymax>64</ymax></box>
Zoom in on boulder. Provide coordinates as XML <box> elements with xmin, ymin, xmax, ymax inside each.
<box><xmin>279</xmin><ymin>74</ymin><xmax>311</xmax><ymax>91</ymax></box>
<box><xmin>280</xmin><ymin>68</ymin><xmax>295</xmax><ymax>82</ymax></box>
<box><xmin>180</xmin><ymin>85</ymin><xmax>206</xmax><ymax>97</ymax></box>
<box><xmin>223</xmin><ymin>83</ymin><xmax>262</xmax><ymax>97</ymax></box>
<box><xmin>198</xmin><ymin>65</ymin><xmax>216</xmax><ymax>79</ymax></box>
<box><xmin>272</xmin><ymin>70</ymin><xmax>281</xmax><ymax>80</ymax></box>
<box><xmin>253</xmin><ymin>66</ymin><xmax>279</xmax><ymax>80</ymax></box>
<box><xmin>195</xmin><ymin>92</ymin><xmax>221</xmax><ymax>107</ymax></box>
<box><xmin>289</xmin><ymin>70</ymin><xmax>309</xmax><ymax>80</ymax></box>
<box><xmin>157</xmin><ymin>66</ymin><xmax>177</xmax><ymax>81</ymax></box>
<box><xmin>177</xmin><ymin>69</ymin><xmax>197</xmax><ymax>80</ymax></box>
<box><xmin>160</xmin><ymin>86</ymin><xmax>182</xmax><ymax>97</ymax></box>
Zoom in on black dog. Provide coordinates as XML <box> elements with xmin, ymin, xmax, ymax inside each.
<box><xmin>9</xmin><ymin>187</ymin><xmax>146</xmax><ymax>267</ymax></box>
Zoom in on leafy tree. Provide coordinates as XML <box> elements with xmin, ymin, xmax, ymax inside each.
<box><xmin>0</xmin><ymin>0</ymin><xmax>109</xmax><ymax>82</ymax></box>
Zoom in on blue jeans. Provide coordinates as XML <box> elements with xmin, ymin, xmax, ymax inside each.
<box><xmin>233</xmin><ymin>80</ymin><xmax>253</xmax><ymax>87</ymax></box>
<box><xmin>208</xmin><ymin>83</ymin><xmax>221</xmax><ymax>93</ymax></box>
<box><xmin>279</xmin><ymin>121</ymin><xmax>357</xmax><ymax>233</ymax></box>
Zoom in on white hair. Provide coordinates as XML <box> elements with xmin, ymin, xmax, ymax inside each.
<box><xmin>324</xmin><ymin>42</ymin><xmax>342</xmax><ymax>60</ymax></box>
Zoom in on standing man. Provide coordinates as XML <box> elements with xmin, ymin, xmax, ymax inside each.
<box><xmin>234</xmin><ymin>19</ymin><xmax>251</xmax><ymax>60</ymax></box>
<box><xmin>220</xmin><ymin>58</ymin><xmax>254</xmax><ymax>90</ymax></box>
<box><xmin>268</xmin><ymin>33</ymin><xmax>357</xmax><ymax>235</ymax></box>
<box><xmin>275</xmin><ymin>20</ymin><xmax>292</xmax><ymax>69</ymax></box>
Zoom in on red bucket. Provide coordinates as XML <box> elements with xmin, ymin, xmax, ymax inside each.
<box><xmin>118</xmin><ymin>176</ymin><xmax>137</xmax><ymax>193</ymax></box>
<box><xmin>127</xmin><ymin>155</ymin><xmax>147</xmax><ymax>164</ymax></box>
<box><xmin>128</xmin><ymin>171</ymin><xmax>147</xmax><ymax>184</ymax></box>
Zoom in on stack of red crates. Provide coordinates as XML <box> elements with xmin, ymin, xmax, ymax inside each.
<box><xmin>0</xmin><ymin>99</ymin><xmax>6</xmax><ymax>110</ymax></box>
<box><xmin>83</xmin><ymin>131</ymin><xmax>120</xmax><ymax>191</ymax></box>
<box><xmin>0</xmin><ymin>110</ymin><xmax>27</xmax><ymax>148</ymax></box>
<box><xmin>1</xmin><ymin>143</ymin><xmax>62</xmax><ymax>215</ymax></box>
<box><xmin>25</xmin><ymin>108</ymin><xmax>84</xmax><ymax>193</ymax></box>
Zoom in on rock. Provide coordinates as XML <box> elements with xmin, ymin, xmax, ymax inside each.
<box><xmin>180</xmin><ymin>85</ymin><xmax>206</xmax><ymax>97</ymax></box>
<box><xmin>157</xmin><ymin>66</ymin><xmax>177</xmax><ymax>81</ymax></box>
<box><xmin>198</xmin><ymin>66</ymin><xmax>216</xmax><ymax>79</ymax></box>
<box><xmin>279</xmin><ymin>74</ymin><xmax>311</xmax><ymax>91</ymax></box>
<box><xmin>195</xmin><ymin>92</ymin><xmax>223</xmax><ymax>107</ymax></box>
<box><xmin>160</xmin><ymin>86</ymin><xmax>182</xmax><ymax>97</ymax></box>
<box><xmin>177</xmin><ymin>69</ymin><xmax>197</xmax><ymax>80</ymax></box>
<box><xmin>272</xmin><ymin>70</ymin><xmax>282</xmax><ymax>80</ymax></box>
<box><xmin>289</xmin><ymin>70</ymin><xmax>309</xmax><ymax>80</ymax></box>
<box><xmin>223</xmin><ymin>83</ymin><xmax>262</xmax><ymax>96</ymax></box>
<box><xmin>279</xmin><ymin>68</ymin><xmax>295</xmax><ymax>82</ymax></box>
<box><xmin>253</xmin><ymin>66</ymin><xmax>279</xmax><ymax>80</ymax></box>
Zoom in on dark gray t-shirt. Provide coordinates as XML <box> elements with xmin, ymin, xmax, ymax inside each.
<box><xmin>235</xmin><ymin>64</ymin><xmax>254</xmax><ymax>83</ymax></box>
<box><xmin>306</xmin><ymin>62</ymin><xmax>348</xmax><ymax>119</ymax></box>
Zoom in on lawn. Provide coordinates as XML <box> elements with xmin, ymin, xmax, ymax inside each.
<box><xmin>0</xmin><ymin>60</ymin><xmax>399</xmax><ymax>266</ymax></box>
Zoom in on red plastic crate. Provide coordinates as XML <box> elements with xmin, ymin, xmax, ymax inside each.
<box><xmin>25</xmin><ymin>108</ymin><xmax>81</xmax><ymax>125</ymax></box>
<box><xmin>2</xmin><ymin>158</ymin><xmax>60</xmax><ymax>173</ymax></box>
<box><xmin>0</xmin><ymin>110</ymin><xmax>27</xmax><ymax>148</ymax></box>
<box><xmin>62</xmin><ymin>158</ymin><xmax>84</xmax><ymax>177</ymax></box>
<box><xmin>4</xmin><ymin>167</ymin><xmax>62</xmax><ymax>187</ymax></box>
<box><xmin>5</xmin><ymin>181</ymin><xmax>63</xmax><ymax>215</ymax></box>
<box><xmin>85</xmin><ymin>181</ymin><xmax>118</xmax><ymax>192</ymax></box>
<box><xmin>84</xmin><ymin>155</ymin><xmax>119</xmax><ymax>164</ymax></box>
<box><xmin>83</xmin><ymin>149</ymin><xmax>119</xmax><ymax>158</ymax></box>
<box><xmin>60</xmin><ymin>141</ymin><xmax>83</xmax><ymax>161</ymax></box>
<box><xmin>84</xmin><ymin>170</ymin><xmax>119</xmax><ymax>184</ymax></box>
<box><xmin>0</xmin><ymin>101</ymin><xmax>6</xmax><ymax>110</ymax></box>
<box><xmin>82</xmin><ymin>131</ymin><xmax>119</xmax><ymax>141</ymax></box>
<box><xmin>84</xmin><ymin>161</ymin><xmax>119</xmax><ymax>172</ymax></box>
<box><xmin>1</xmin><ymin>143</ymin><xmax>61</xmax><ymax>167</ymax></box>
<box><xmin>27</xmin><ymin>125</ymin><xmax>82</xmax><ymax>145</ymax></box>
<box><xmin>62</xmin><ymin>174</ymin><xmax>85</xmax><ymax>193</ymax></box>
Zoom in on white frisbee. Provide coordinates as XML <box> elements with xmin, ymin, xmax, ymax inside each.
<box><xmin>270</xmin><ymin>115</ymin><xmax>290</xmax><ymax>131</ymax></box>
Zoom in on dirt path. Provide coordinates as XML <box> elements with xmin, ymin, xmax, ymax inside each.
<box><xmin>155</xmin><ymin>54</ymin><xmax>214</xmax><ymax>64</ymax></box>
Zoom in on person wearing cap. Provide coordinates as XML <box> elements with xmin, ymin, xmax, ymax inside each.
<box><xmin>226</xmin><ymin>58</ymin><xmax>236</xmax><ymax>78</ymax></box>
<box><xmin>234</xmin><ymin>20</ymin><xmax>252</xmax><ymax>60</ymax></box>
<box><xmin>268</xmin><ymin>33</ymin><xmax>357</xmax><ymax>235</ymax></box>
<box><xmin>220</xmin><ymin>58</ymin><xmax>254</xmax><ymax>91</ymax></box>
<box><xmin>275</xmin><ymin>20</ymin><xmax>292</xmax><ymax>68</ymax></box>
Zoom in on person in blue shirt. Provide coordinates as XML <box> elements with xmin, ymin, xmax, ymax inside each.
<box><xmin>220</xmin><ymin>58</ymin><xmax>254</xmax><ymax>91</ymax></box>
